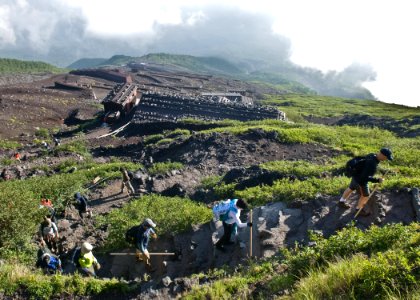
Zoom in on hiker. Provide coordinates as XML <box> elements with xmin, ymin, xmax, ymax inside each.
<box><xmin>214</xmin><ymin>198</ymin><xmax>252</xmax><ymax>252</ymax></box>
<box><xmin>135</xmin><ymin>218</ymin><xmax>157</xmax><ymax>272</ymax></box>
<box><xmin>75</xmin><ymin>242</ymin><xmax>101</xmax><ymax>277</ymax></box>
<box><xmin>338</xmin><ymin>148</ymin><xmax>393</xmax><ymax>216</ymax></box>
<box><xmin>73</xmin><ymin>192</ymin><xmax>92</xmax><ymax>220</ymax></box>
<box><xmin>54</xmin><ymin>137</ymin><xmax>61</xmax><ymax>147</ymax></box>
<box><xmin>36</xmin><ymin>240</ymin><xmax>62</xmax><ymax>274</ymax></box>
<box><xmin>120</xmin><ymin>167</ymin><xmax>135</xmax><ymax>195</ymax></box>
<box><xmin>40</xmin><ymin>198</ymin><xmax>57</xmax><ymax>223</ymax></box>
<box><xmin>13</xmin><ymin>152</ymin><xmax>21</xmax><ymax>162</ymax></box>
<box><xmin>41</xmin><ymin>141</ymin><xmax>50</xmax><ymax>150</ymax></box>
<box><xmin>1</xmin><ymin>168</ymin><xmax>11</xmax><ymax>181</ymax></box>
<box><xmin>39</xmin><ymin>216</ymin><xmax>59</xmax><ymax>253</ymax></box>
<box><xmin>39</xmin><ymin>251</ymin><xmax>62</xmax><ymax>274</ymax></box>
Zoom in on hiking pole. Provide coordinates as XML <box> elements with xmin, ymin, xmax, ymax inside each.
<box><xmin>86</xmin><ymin>176</ymin><xmax>112</xmax><ymax>190</ymax></box>
<box><xmin>354</xmin><ymin>169</ymin><xmax>391</xmax><ymax>218</ymax></box>
<box><xmin>249</xmin><ymin>209</ymin><xmax>253</xmax><ymax>258</ymax></box>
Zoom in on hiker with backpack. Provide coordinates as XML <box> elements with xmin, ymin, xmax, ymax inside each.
<box><xmin>36</xmin><ymin>240</ymin><xmax>62</xmax><ymax>274</ymax></box>
<box><xmin>129</xmin><ymin>218</ymin><xmax>157</xmax><ymax>272</ymax></box>
<box><xmin>338</xmin><ymin>148</ymin><xmax>393</xmax><ymax>216</ymax></box>
<box><xmin>39</xmin><ymin>216</ymin><xmax>59</xmax><ymax>253</ymax></box>
<box><xmin>73</xmin><ymin>192</ymin><xmax>92</xmax><ymax>220</ymax></box>
<box><xmin>40</xmin><ymin>253</ymin><xmax>62</xmax><ymax>274</ymax></box>
<box><xmin>39</xmin><ymin>198</ymin><xmax>57</xmax><ymax>223</ymax></box>
<box><xmin>1</xmin><ymin>168</ymin><xmax>11</xmax><ymax>181</ymax></box>
<box><xmin>73</xmin><ymin>242</ymin><xmax>101</xmax><ymax>277</ymax></box>
<box><xmin>120</xmin><ymin>167</ymin><xmax>135</xmax><ymax>196</ymax></box>
<box><xmin>213</xmin><ymin>198</ymin><xmax>252</xmax><ymax>252</ymax></box>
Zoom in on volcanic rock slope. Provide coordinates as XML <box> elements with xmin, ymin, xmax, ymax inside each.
<box><xmin>1</xmin><ymin>70</ymin><xmax>419</xmax><ymax>299</ymax></box>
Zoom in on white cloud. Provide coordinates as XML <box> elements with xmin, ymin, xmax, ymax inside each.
<box><xmin>0</xmin><ymin>0</ymin><xmax>419</xmax><ymax>106</ymax></box>
<box><xmin>0</xmin><ymin>6</ymin><xmax>16</xmax><ymax>46</ymax></box>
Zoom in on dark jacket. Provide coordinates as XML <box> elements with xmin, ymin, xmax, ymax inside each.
<box><xmin>74</xmin><ymin>193</ymin><xmax>88</xmax><ymax>212</ymax></box>
<box><xmin>354</xmin><ymin>154</ymin><xmax>380</xmax><ymax>184</ymax></box>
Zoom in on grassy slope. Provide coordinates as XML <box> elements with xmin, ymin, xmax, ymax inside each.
<box><xmin>1</xmin><ymin>92</ymin><xmax>419</xmax><ymax>298</ymax></box>
<box><xmin>261</xmin><ymin>93</ymin><xmax>420</xmax><ymax>120</ymax></box>
<box><xmin>0</xmin><ymin>58</ymin><xmax>65</xmax><ymax>74</ymax></box>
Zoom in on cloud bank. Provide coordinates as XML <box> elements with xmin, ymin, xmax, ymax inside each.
<box><xmin>0</xmin><ymin>0</ymin><xmax>378</xmax><ymax>100</ymax></box>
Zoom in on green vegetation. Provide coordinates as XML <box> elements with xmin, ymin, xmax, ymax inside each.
<box><xmin>261</xmin><ymin>94</ymin><xmax>420</xmax><ymax>121</ymax></box>
<box><xmin>0</xmin><ymin>139</ymin><xmax>21</xmax><ymax>150</ymax></box>
<box><xmin>144</xmin><ymin>128</ymin><xmax>191</xmax><ymax>146</ymax></box>
<box><xmin>53</xmin><ymin>140</ymin><xmax>91</xmax><ymax>158</ymax></box>
<box><xmin>0</xmin><ymin>264</ymin><xmax>132</xmax><ymax>299</ymax></box>
<box><xmin>183</xmin><ymin>223</ymin><xmax>420</xmax><ymax>299</ymax></box>
<box><xmin>96</xmin><ymin>195</ymin><xmax>213</xmax><ymax>251</ymax></box>
<box><xmin>0</xmin><ymin>161</ymin><xmax>139</xmax><ymax>261</ymax></box>
<box><xmin>147</xmin><ymin>161</ymin><xmax>184</xmax><ymax>176</ymax></box>
<box><xmin>0</xmin><ymin>58</ymin><xmax>64</xmax><ymax>74</ymax></box>
<box><xmin>0</xmin><ymin>83</ymin><xmax>419</xmax><ymax>298</ymax></box>
<box><xmin>192</xmin><ymin>120</ymin><xmax>420</xmax><ymax>206</ymax></box>
<box><xmin>34</xmin><ymin>128</ymin><xmax>50</xmax><ymax>139</ymax></box>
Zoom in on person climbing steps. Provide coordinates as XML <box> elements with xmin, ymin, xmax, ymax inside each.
<box><xmin>338</xmin><ymin>148</ymin><xmax>393</xmax><ymax>216</ymax></box>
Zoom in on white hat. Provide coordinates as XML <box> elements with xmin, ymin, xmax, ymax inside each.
<box><xmin>81</xmin><ymin>242</ymin><xmax>93</xmax><ymax>254</ymax></box>
<box><xmin>144</xmin><ymin>218</ymin><xmax>156</xmax><ymax>228</ymax></box>
<box><xmin>41</xmin><ymin>253</ymin><xmax>51</xmax><ymax>261</ymax></box>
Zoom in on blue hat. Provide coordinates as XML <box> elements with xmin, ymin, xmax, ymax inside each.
<box><xmin>380</xmin><ymin>148</ymin><xmax>393</xmax><ymax>161</ymax></box>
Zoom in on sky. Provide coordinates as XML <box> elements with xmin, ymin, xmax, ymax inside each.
<box><xmin>0</xmin><ymin>0</ymin><xmax>419</xmax><ymax>107</ymax></box>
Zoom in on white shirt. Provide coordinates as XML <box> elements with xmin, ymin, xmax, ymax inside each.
<box><xmin>225</xmin><ymin>208</ymin><xmax>247</xmax><ymax>228</ymax></box>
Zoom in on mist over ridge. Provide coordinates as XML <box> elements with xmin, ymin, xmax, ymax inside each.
<box><xmin>0</xmin><ymin>1</ymin><xmax>376</xmax><ymax>99</ymax></box>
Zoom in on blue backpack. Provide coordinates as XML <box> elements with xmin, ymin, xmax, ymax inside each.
<box><xmin>212</xmin><ymin>199</ymin><xmax>238</xmax><ymax>222</ymax></box>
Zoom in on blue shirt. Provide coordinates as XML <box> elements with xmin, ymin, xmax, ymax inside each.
<box><xmin>136</xmin><ymin>226</ymin><xmax>156</xmax><ymax>252</ymax></box>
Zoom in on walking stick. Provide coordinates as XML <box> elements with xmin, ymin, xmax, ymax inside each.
<box><xmin>249</xmin><ymin>209</ymin><xmax>253</xmax><ymax>258</ymax></box>
<box><xmin>354</xmin><ymin>169</ymin><xmax>390</xmax><ymax>218</ymax></box>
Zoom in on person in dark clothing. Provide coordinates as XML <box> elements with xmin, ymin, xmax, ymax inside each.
<box><xmin>338</xmin><ymin>148</ymin><xmax>393</xmax><ymax>216</ymax></box>
<box><xmin>215</xmin><ymin>199</ymin><xmax>252</xmax><ymax>252</ymax></box>
<box><xmin>73</xmin><ymin>193</ymin><xmax>92</xmax><ymax>220</ymax></box>
<box><xmin>135</xmin><ymin>218</ymin><xmax>157</xmax><ymax>272</ymax></box>
<box><xmin>36</xmin><ymin>240</ymin><xmax>61</xmax><ymax>274</ymax></box>
<box><xmin>1</xmin><ymin>168</ymin><xmax>11</xmax><ymax>181</ymax></box>
<box><xmin>40</xmin><ymin>252</ymin><xmax>62</xmax><ymax>274</ymax></box>
<box><xmin>120</xmin><ymin>167</ymin><xmax>135</xmax><ymax>195</ymax></box>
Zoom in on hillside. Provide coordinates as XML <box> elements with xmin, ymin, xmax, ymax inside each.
<box><xmin>67</xmin><ymin>53</ymin><xmax>376</xmax><ymax>100</ymax></box>
<box><xmin>0</xmin><ymin>67</ymin><xmax>419</xmax><ymax>299</ymax></box>
<box><xmin>0</xmin><ymin>58</ymin><xmax>64</xmax><ymax>74</ymax></box>
<box><xmin>67</xmin><ymin>58</ymin><xmax>108</xmax><ymax>69</ymax></box>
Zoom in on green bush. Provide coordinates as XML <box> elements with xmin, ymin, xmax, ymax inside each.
<box><xmin>144</xmin><ymin>134</ymin><xmax>164</xmax><ymax>145</ymax></box>
<box><xmin>284</xmin><ymin>223</ymin><xmax>420</xmax><ymax>276</ymax></box>
<box><xmin>0</xmin><ymin>161</ymin><xmax>140</xmax><ymax>260</ymax></box>
<box><xmin>96</xmin><ymin>195</ymin><xmax>213</xmax><ymax>251</ymax></box>
<box><xmin>35</xmin><ymin>128</ymin><xmax>50</xmax><ymax>139</ymax></box>
<box><xmin>0</xmin><ymin>264</ymin><xmax>131</xmax><ymax>299</ymax></box>
<box><xmin>147</xmin><ymin>161</ymin><xmax>184</xmax><ymax>176</ymax></box>
<box><xmin>0</xmin><ymin>139</ymin><xmax>21</xmax><ymax>150</ymax></box>
<box><xmin>292</xmin><ymin>248</ymin><xmax>419</xmax><ymax>300</ymax></box>
<box><xmin>164</xmin><ymin>129</ymin><xmax>190</xmax><ymax>138</ymax></box>
<box><xmin>53</xmin><ymin>140</ymin><xmax>90</xmax><ymax>157</ymax></box>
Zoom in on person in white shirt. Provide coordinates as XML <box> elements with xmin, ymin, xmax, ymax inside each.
<box><xmin>215</xmin><ymin>198</ymin><xmax>252</xmax><ymax>252</ymax></box>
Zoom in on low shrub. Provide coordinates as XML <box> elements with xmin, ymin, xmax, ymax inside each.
<box><xmin>147</xmin><ymin>161</ymin><xmax>184</xmax><ymax>176</ymax></box>
<box><xmin>96</xmin><ymin>195</ymin><xmax>213</xmax><ymax>251</ymax></box>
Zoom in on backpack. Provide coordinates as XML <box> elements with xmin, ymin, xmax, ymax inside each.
<box><xmin>71</xmin><ymin>248</ymin><xmax>82</xmax><ymax>267</ymax></box>
<box><xmin>345</xmin><ymin>156</ymin><xmax>367</xmax><ymax>177</ymax></box>
<box><xmin>127</xmin><ymin>171</ymin><xmax>134</xmax><ymax>180</ymax></box>
<box><xmin>212</xmin><ymin>199</ymin><xmax>237</xmax><ymax>222</ymax></box>
<box><xmin>76</xmin><ymin>195</ymin><xmax>88</xmax><ymax>210</ymax></box>
<box><xmin>125</xmin><ymin>225</ymin><xmax>141</xmax><ymax>244</ymax></box>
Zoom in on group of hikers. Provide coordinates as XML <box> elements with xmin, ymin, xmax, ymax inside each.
<box><xmin>36</xmin><ymin>192</ymin><xmax>95</xmax><ymax>276</ymax></box>
<box><xmin>33</xmin><ymin>147</ymin><xmax>393</xmax><ymax>277</ymax></box>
